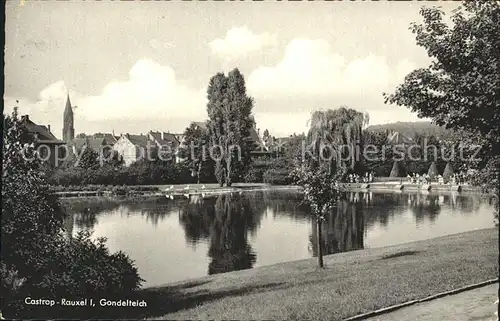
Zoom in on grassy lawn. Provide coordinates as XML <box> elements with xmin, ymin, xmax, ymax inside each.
<box><xmin>116</xmin><ymin>228</ymin><xmax>498</xmax><ymax>320</ymax></box>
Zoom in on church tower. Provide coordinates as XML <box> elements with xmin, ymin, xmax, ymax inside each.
<box><xmin>63</xmin><ymin>93</ymin><xmax>75</xmax><ymax>142</ymax></box>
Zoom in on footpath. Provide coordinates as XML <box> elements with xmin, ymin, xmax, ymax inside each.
<box><xmin>365</xmin><ymin>284</ymin><xmax>498</xmax><ymax>321</ymax></box>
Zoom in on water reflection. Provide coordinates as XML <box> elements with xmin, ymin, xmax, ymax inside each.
<box><xmin>60</xmin><ymin>190</ymin><xmax>496</xmax><ymax>285</ymax></box>
<box><xmin>310</xmin><ymin>196</ymin><xmax>365</xmax><ymax>256</ymax></box>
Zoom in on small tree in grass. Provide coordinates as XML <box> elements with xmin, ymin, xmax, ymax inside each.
<box><xmin>291</xmin><ymin>164</ymin><xmax>344</xmax><ymax>268</ymax></box>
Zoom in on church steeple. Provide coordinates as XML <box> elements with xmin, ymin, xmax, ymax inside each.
<box><xmin>63</xmin><ymin>93</ymin><xmax>75</xmax><ymax>142</ymax></box>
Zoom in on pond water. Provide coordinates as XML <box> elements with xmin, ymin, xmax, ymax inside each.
<box><xmin>61</xmin><ymin>190</ymin><xmax>496</xmax><ymax>287</ymax></box>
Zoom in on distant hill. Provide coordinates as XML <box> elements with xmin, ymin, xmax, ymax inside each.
<box><xmin>366</xmin><ymin>121</ymin><xmax>454</xmax><ymax>140</ymax></box>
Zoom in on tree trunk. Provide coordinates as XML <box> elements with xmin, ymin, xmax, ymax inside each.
<box><xmin>225</xmin><ymin>156</ymin><xmax>232</xmax><ymax>187</ymax></box>
<box><xmin>316</xmin><ymin>218</ymin><xmax>324</xmax><ymax>268</ymax></box>
<box><xmin>197</xmin><ymin>162</ymin><xmax>202</xmax><ymax>184</ymax></box>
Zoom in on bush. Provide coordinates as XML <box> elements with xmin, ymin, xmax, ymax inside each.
<box><xmin>2</xmin><ymin>111</ymin><xmax>143</xmax><ymax>318</ymax></box>
<box><xmin>427</xmin><ymin>162</ymin><xmax>439</xmax><ymax>178</ymax></box>
<box><xmin>4</xmin><ymin>231</ymin><xmax>143</xmax><ymax>318</ymax></box>
<box><xmin>263</xmin><ymin>169</ymin><xmax>293</xmax><ymax>185</ymax></box>
<box><xmin>244</xmin><ymin>167</ymin><xmax>265</xmax><ymax>183</ymax></box>
<box><xmin>442</xmin><ymin>162</ymin><xmax>454</xmax><ymax>179</ymax></box>
<box><xmin>389</xmin><ymin>161</ymin><xmax>405</xmax><ymax>177</ymax></box>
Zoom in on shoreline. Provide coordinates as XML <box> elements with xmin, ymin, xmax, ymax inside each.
<box><xmin>53</xmin><ymin>182</ymin><xmax>490</xmax><ymax>199</ymax></box>
<box><xmin>124</xmin><ymin>228</ymin><xmax>498</xmax><ymax>320</ymax></box>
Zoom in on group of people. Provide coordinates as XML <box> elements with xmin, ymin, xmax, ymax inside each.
<box><xmin>347</xmin><ymin>172</ymin><xmax>374</xmax><ymax>183</ymax></box>
<box><xmin>407</xmin><ymin>173</ymin><xmax>431</xmax><ymax>184</ymax></box>
<box><xmin>406</xmin><ymin>172</ymin><xmax>467</xmax><ymax>185</ymax></box>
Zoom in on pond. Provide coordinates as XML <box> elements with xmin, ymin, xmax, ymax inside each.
<box><xmin>61</xmin><ymin>190</ymin><xmax>496</xmax><ymax>287</ymax></box>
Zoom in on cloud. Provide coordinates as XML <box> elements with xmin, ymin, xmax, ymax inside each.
<box><xmin>209</xmin><ymin>26</ymin><xmax>277</xmax><ymax>59</ymax></box>
<box><xmin>148</xmin><ymin>39</ymin><xmax>174</xmax><ymax>50</ymax></box>
<box><xmin>247</xmin><ymin>38</ymin><xmax>416</xmax><ymax>100</ymax></box>
<box><xmin>79</xmin><ymin>59</ymin><xmax>206</xmax><ymax>121</ymax></box>
<box><xmin>5</xmin><ymin>59</ymin><xmax>208</xmax><ymax>136</ymax></box>
<box><xmin>254</xmin><ymin>108</ymin><xmax>421</xmax><ymax>138</ymax></box>
<box><xmin>243</xmin><ymin>38</ymin><xmax>425</xmax><ymax>134</ymax></box>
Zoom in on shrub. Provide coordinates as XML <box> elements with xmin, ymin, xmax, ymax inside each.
<box><xmin>4</xmin><ymin>231</ymin><xmax>143</xmax><ymax>318</ymax></box>
<box><xmin>244</xmin><ymin>167</ymin><xmax>265</xmax><ymax>183</ymax></box>
<box><xmin>2</xmin><ymin>110</ymin><xmax>143</xmax><ymax>318</ymax></box>
<box><xmin>263</xmin><ymin>169</ymin><xmax>293</xmax><ymax>185</ymax></box>
<box><xmin>442</xmin><ymin>162</ymin><xmax>454</xmax><ymax>179</ymax></box>
<box><xmin>389</xmin><ymin>161</ymin><xmax>403</xmax><ymax>177</ymax></box>
<box><xmin>427</xmin><ymin>161</ymin><xmax>439</xmax><ymax>178</ymax></box>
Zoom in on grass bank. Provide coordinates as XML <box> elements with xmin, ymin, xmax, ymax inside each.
<box><xmin>125</xmin><ymin>228</ymin><xmax>497</xmax><ymax>320</ymax></box>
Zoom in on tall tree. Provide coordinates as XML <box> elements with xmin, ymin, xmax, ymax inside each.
<box><xmin>206</xmin><ymin>69</ymin><xmax>255</xmax><ymax>187</ymax></box>
<box><xmin>178</xmin><ymin>122</ymin><xmax>214</xmax><ymax>183</ymax></box>
<box><xmin>307</xmin><ymin>107</ymin><xmax>369</xmax><ymax>173</ymax></box>
<box><xmin>384</xmin><ymin>2</ymin><xmax>500</xmax><ymax>171</ymax></box>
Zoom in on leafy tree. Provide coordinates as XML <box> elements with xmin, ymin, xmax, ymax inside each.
<box><xmin>77</xmin><ymin>145</ymin><xmax>100</xmax><ymax>170</ymax></box>
<box><xmin>178</xmin><ymin>122</ymin><xmax>214</xmax><ymax>183</ymax></box>
<box><xmin>2</xmin><ymin>110</ymin><xmax>142</xmax><ymax>318</ymax></box>
<box><xmin>384</xmin><ymin>2</ymin><xmax>500</xmax><ymax>185</ymax></box>
<box><xmin>262</xmin><ymin>129</ymin><xmax>270</xmax><ymax>144</ymax></box>
<box><xmin>390</xmin><ymin>161</ymin><xmax>403</xmax><ymax>178</ymax></box>
<box><xmin>307</xmin><ymin>107</ymin><xmax>369</xmax><ymax>173</ymax></box>
<box><xmin>206</xmin><ymin>69</ymin><xmax>255</xmax><ymax>187</ymax></box>
<box><xmin>2</xmin><ymin>109</ymin><xmax>64</xmax><ymax>284</ymax></box>
<box><xmin>291</xmin><ymin>164</ymin><xmax>345</xmax><ymax>268</ymax></box>
<box><xmin>427</xmin><ymin>161</ymin><xmax>439</xmax><ymax>178</ymax></box>
<box><xmin>443</xmin><ymin>162</ymin><xmax>454</xmax><ymax>179</ymax></box>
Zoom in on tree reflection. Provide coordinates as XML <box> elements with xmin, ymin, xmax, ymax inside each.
<box><xmin>409</xmin><ymin>194</ymin><xmax>441</xmax><ymax>223</ymax></box>
<box><xmin>60</xmin><ymin>198</ymin><xmax>120</xmax><ymax>231</ymax></box>
<box><xmin>207</xmin><ymin>194</ymin><xmax>258</xmax><ymax>275</ymax></box>
<box><xmin>178</xmin><ymin>192</ymin><xmax>266</xmax><ymax>276</ymax></box>
<box><xmin>178</xmin><ymin>197</ymin><xmax>216</xmax><ymax>244</ymax></box>
<box><xmin>362</xmin><ymin>193</ymin><xmax>406</xmax><ymax>228</ymax></box>
<box><xmin>309</xmin><ymin>194</ymin><xmax>365</xmax><ymax>256</ymax></box>
<box><xmin>123</xmin><ymin>198</ymin><xmax>177</xmax><ymax>227</ymax></box>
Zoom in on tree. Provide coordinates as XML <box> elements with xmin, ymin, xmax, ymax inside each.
<box><xmin>262</xmin><ymin>129</ymin><xmax>270</xmax><ymax>144</ymax></box>
<box><xmin>291</xmin><ymin>165</ymin><xmax>345</xmax><ymax>268</ymax></box>
<box><xmin>390</xmin><ymin>161</ymin><xmax>402</xmax><ymax>178</ymax></box>
<box><xmin>384</xmin><ymin>1</ymin><xmax>500</xmax><ymax>195</ymax></box>
<box><xmin>427</xmin><ymin>161</ymin><xmax>439</xmax><ymax>178</ymax></box>
<box><xmin>179</xmin><ymin>122</ymin><xmax>214</xmax><ymax>183</ymax></box>
<box><xmin>443</xmin><ymin>162</ymin><xmax>454</xmax><ymax>180</ymax></box>
<box><xmin>2</xmin><ymin>108</ymin><xmax>64</xmax><ymax>280</ymax></box>
<box><xmin>385</xmin><ymin>2</ymin><xmax>500</xmax><ymax>149</ymax></box>
<box><xmin>206</xmin><ymin>69</ymin><xmax>255</xmax><ymax>187</ymax></box>
<box><xmin>2</xmin><ymin>110</ymin><xmax>142</xmax><ymax>318</ymax></box>
<box><xmin>77</xmin><ymin>145</ymin><xmax>100</xmax><ymax>170</ymax></box>
<box><xmin>307</xmin><ymin>107</ymin><xmax>369</xmax><ymax>173</ymax></box>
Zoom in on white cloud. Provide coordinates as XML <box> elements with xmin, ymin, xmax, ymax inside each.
<box><xmin>247</xmin><ymin>38</ymin><xmax>415</xmax><ymax>100</ymax></box>
<box><xmin>254</xmin><ymin>108</ymin><xmax>421</xmax><ymax>138</ymax></box>
<box><xmin>148</xmin><ymin>39</ymin><xmax>174</xmax><ymax>49</ymax></box>
<box><xmin>4</xmin><ymin>59</ymin><xmax>208</xmax><ymax>136</ymax></box>
<box><xmin>78</xmin><ymin>59</ymin><xmax>206</xmax><ymax>121</ymax></box>
<box><xmin>209</xmin><ymin>26</ymin><xmax>277</xmax><ymax>59</ymax></box>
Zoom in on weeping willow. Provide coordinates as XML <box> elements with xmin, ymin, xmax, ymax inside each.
<box><xmin>307</xmin><ymin>106</ymin><xmax>369</xmax><ymax>171</ymax></box>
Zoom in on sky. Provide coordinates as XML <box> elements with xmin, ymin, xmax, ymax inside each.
<box><xmin>4</xmin><ymin>0</ymin><xmax>461</xmax><ymax>138</ymax></box>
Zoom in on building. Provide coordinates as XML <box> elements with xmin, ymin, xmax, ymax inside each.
<box><xmin>21</xmin><ymin>115</ymin><xmax>66</xmax><ymax>167</ymax></box>
<box><xmin>112</xmin><ymin>134</ymin><xmax>154</xmax><ymax>167</ymax></box>
<box><xmin>62</xmin><ymin>94</ymin><xmax>75</xmax><ymax>142</ymax></box>
<box><xmin>91</xmin><ymin>133</ymin><xmax>119</xmax><ymax>146</ymax></box>
<box><xmin>147</xmin><ymin>131</ymin><xmax>181</xmax><ymax>162</ymax></box>
<box><xmin>69</xmin><ymin>137</ymin><xmax>109</xmax><ymax>155</ymax></box>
